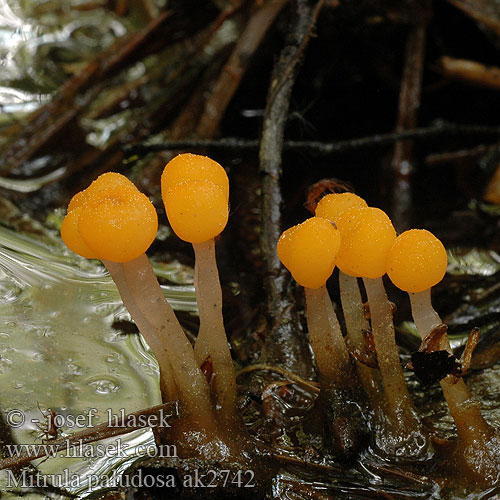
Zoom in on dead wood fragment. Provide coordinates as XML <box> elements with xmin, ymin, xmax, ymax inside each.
<box><xmin>410</xmin><ymin>324</ymin><xmax>481</xmax><ymax>384</ymax></box>
<box><xmin>390</xmin><ymin>4</ymin><xmax>429</xmax><ymax>231</ymax></box>
<box><xmin>460</xmin><ymin>327</ymin><xmax>481</xmax><ymax>375</ymax></box>
<box><xmin>439</xmin><ymin>56</ymin><xmax>500</xmax><ymax>90</ymax></box>
<box><xmin>484</xmin><ymin>161</ymin><xmax>500</xmax><ymax>204</ymax></box>
<box><xmin>0</xmin><ymin>5</ymin><xmax>219</xmax><ymax>176</ymax></box>
<box><xmin>419</xmin><ymin>323</ymin><xmax>450</xmax><ymax>353</ymax></box>
<box><xmin>446</xmin><ymin>0</ymin><xmax>500</xmax><ymax>37</ymax></box>
<box><xmin>426</xmin><ymin>143</ymin><xmax>499</xmax><ymax>165</ymax></box>
<box><xmin>236</xmin><ymin>363</ymin><xmax>320</xmax><ymax>392</ymax></box>
<box><xmin>196</xmin><ymin>0</ymin><xmax>290</xmax><ymax>138</ymax></box>
<box><xmin>258</xmin><ymin>0</ymin><xmax>324</xmax><ymax>376</ymax></box>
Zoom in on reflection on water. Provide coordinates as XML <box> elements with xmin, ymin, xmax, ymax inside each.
<box><xmin>0</xmin><ymin>0</ymin><xmax>127</xmax><ymax>117</ymax></box>
<box><xmin>0</xmin><ymin>225</ymin><xmax>195</xmax><ymax>498</ymax></box>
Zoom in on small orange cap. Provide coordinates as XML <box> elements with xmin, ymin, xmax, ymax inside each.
<box><xmin>387</xmin><ymin>229</ymin><xmax>447</xmax><ymax>293</ymax></box>
<box><xmin>335</xmin><ymin>207</ymin><xmax>396</xmax><ymax>278</ymax></box>
<box><xmin>163</xmin><ymin>180</ymin><xmax>228</xmax><ymax>244</ymax></box>
<box><xmin>68</xmin><ymin>172</ymin><xmax>138</xmax><ymax>212</ymax></box>
<box><xmin>161</xmin><ymin>153</ymin><xmax>229</xmax><ymax>201</ymax></box>
<box><xmin>277</xmin><ymin>217</ymin><xmax>341</xmax><ymax>289</ymax></box>
<box><xmin>61</xmin><ymin>207</ymin><xmax>98</xmax><ymax>259</ymax></box>
<box><xmin>315</xmin><ymin>193</ymin><xmax>367</xmax><ymax>222</ymax></box>
<box><xmin>78</xmin><ymin>188</ymin><xmax>158</xmax><ymax>262</ymax></box>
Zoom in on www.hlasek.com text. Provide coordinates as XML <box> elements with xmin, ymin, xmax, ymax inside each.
<box><xmin>4</xmin><ymin>439</ymin><xmax>177</xmax><ymax>460</ymax></box>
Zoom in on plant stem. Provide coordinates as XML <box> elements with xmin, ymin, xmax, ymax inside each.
<box><xmin>305</xmin><ymin>285</ymin><xmax>367</xmax><ymax>457</ymax></box>
<box><xmin>410</xmin><ymin>289</ymin><xmax>492</xmax><ymax>446</ymax></box>
<box><xmin>304</xmin><ymin>286</ymin><xmax>351</xmax><ymax>386</ymax></box>
<box><xmin>363</xmin><ymin>277</ymin><xmax>426</xmax><ymax>455</ymax></box>
<box><xmin>409</xmin><ymin>289</ymin><xmax>442</xmax><ymax>344</ymax></box>
<box><xmin>339</xmin><ymin>271</ymin><xmax>385</xmax><ymax>403</ymax></box>
<box><xmin>104</xmin><ymin>260</ymin><xmax>178</xmax><ymax>402</ymax></box>
<box><xmin>193</xmin><ymin>240</ymin><xmax>238</xmax><ymax>426</ymax></box>
<box><xmin>117</xmin><ymin>254</ymin><xmax>216</xmax><ymax>435</ymax></box>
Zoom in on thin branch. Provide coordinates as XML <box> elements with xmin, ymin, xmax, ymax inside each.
<box><xmin>0</xmin><ymin>405</ymin><xmax>17</xmax><ymax>460</ymax></box>
<box><xmin>445</xmin><ymin>0</ymin><xmax>500</xmax><ymax>37</ymax></box>
<box><xmin>236</xmin><ymin>363</ymin><xmax>320</xmax><ymax>392</ymax></box>
<box><xmin>257</xmin><ymin>0</ymin><xmax>323</xmax><ymax>375</ymax></box>
<box><xmin>263</xmin><ymin>0</ymin><xmax>325</xmax><ymax>116</ymax></box>
<box><xmin>390</xmin><ymin>3</ymin><xmax>429</xmax><ymax>231</ymax></box>
<box><xmin>438</xmin><ymin>56</ymin><xmax>500</xmax><ymax>90</ymax></box>
<box><xmin>196</xmin><ymin>0</ymin><xmax>290</xmax><ymax>138</ymax></box>
<box><xmin>123</xmin><ymin>122</ymin><xmax>500</xmax><ymax>156</ymax></box>
<box><xmin>425</xmin><ymin>143</ymin><xmax>500</xmax><ymax>165</ymax></box>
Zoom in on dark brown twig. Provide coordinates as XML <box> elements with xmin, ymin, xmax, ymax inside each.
<box><xmin>438</xmin><ymin>56</ymin><xmax>500</xmax><ymax>90</ymax></box>
<box><xmin>446</xmin><ymin>0</ymin><xmax>500</xmax><ymax>37</ymax></box>
<box><xmin>196</xmin><ymin>0</ymin><xmax>290</xmax><ymax>138</ymax></box>
<box><xmin>0</xmin><ymin>406</ymin><xmax>17</xmax><ymax>461</ymax></box>
<box><xmin>263</xmin><ymin>0</ymin><xmax>325</xmax><ymax>116</ymax></box>
<box><xmin>124</xmin><ymin>122</ymin><xmax>500</xmax><ymax>155</ymax></box>
<box><xmin>426</xmin><ymin>143</ymin><xmax>500</xmax><ymax>165</ymax></box>
<box><xmin>0</xmin><ymin>4</ymin><xmax>220</xmax><ymax>176</ymax></box>
<box><xmin>257</xmin><ymin>0</ymin><xmax>323</xmax><ymax>376</ymax></box>
<box><xmin>235</xmin><ymin>363</ymin><xmax>320</xmax><ymax>392</ymax></box>
<box><xmin>390</xmin><ymin>4</ymin><xmax>429</xmax><ymax>231</ymax></box>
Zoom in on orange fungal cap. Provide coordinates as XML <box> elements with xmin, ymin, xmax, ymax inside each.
<box><xmin>78</xmin><ymin>188</ymin><xmax>158</xmax><ymax>263</ymax></box>
<box><xmin>387</xmin><ymin>229</ymin><xmax>447</xmax><ymax>293</ymax></box>
<box><xmin>67</xmin><ymin>191</ymin><xmax>88</xmax><ymax>213</ymax></box>
<box><xmin>61</xmin><ymin>207</ymin><xmax>98</xmax><ymax>259</ymax></box>
<box><xmin>161</xmin><ymin>153</ymin><xmax>229</xmax><ymax>201</ymax></box>
<box><xmin>277</xmin><ymin>217</ymin><xmax>341</xmax><ymax>289</ymax></box>
<box><xmin>67</xmin><ymin>172</ymin><xmax>138</xmax><ymax>212</ymax></box>
<box><xmin>163</xmin><ymin>179</ymin><xmax>228</xmax><ymax>244</ymax></box>
<box><xmin>335</xmin><ymin>206</ymin><xmax>396</xmax><ymax>279</ymax></box>
<box><xmin>315</xmin><ymin>192</ymin><xmax>367</xmax><ymax>222</ymax></box>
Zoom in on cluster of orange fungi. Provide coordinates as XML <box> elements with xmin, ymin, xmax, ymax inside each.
<box><xmin>61</xmin><ymin>154</ymin><xmax>499</xmax><ymax>489</ymax></box>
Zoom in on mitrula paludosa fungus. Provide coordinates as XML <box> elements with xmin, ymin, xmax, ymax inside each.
<box><xmin>161</xmin><ymin>153</ymin><xmax>239</xmax><ymax>432</ymax></box>
<box><xmin>277</xmin><ymin>216</ymin><xmax>367</xmax><ymax>459</ymax></box>
<box><xmin>315</xmin><ymin>193</ymin><xmax>386</xmax><ymax>418</ymax></box>
<box><xmin>334</xmin><ymin>206</ymin><xmax>429</xmax><ymax>457</ymax></box>
<box><xmin>61</xmin><ymin>173</ymin><xmax>218</xmax><ymax>441</ymax></box>
<box><xmin>387</xmin><ymin>229</ymin><xmax>500</xmax><ymax>484</ymax></box>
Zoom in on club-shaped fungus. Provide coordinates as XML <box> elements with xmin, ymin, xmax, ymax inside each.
<box><xmin>315</xmin><ymin>194</ymin><xmax>386</xmax><ymax>421</ymax></box>
<box><xmin>315</xmin><ymin>194</ymin><xmax>372</xmax><ymax>362</ymax></box>
<box><xmin>162</xmin><ymin>154</ymin><xmax>239</xmax><ymax>431</ymax></box>
<box><xmin>388</xmin><ymin>229</ymin><xmax>499</xmax><ymax>484</ymax></box>
<box><xmin>61</xmin><ymin>173</ymin><xmax>217</xmax><ymax>441</ymax></box>
<box><xmin>277</xmin><ymin>216</ymin><xmax>366</xmax><ymax>458</ymax></box>
<box><xmin>335</xmin><ymin>206</ymin><xmax>428</xmax><ymax>457</ymax></box>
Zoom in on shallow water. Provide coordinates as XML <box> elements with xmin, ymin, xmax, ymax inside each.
<box><xmin>0</xmin><ymin>225</ymin><xmax>197</xmax><ymax>498</ymax></box>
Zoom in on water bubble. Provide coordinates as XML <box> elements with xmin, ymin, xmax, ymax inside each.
<box><xmin>88</xmin><ymin>377</ymin><xmax>120</xmax><ymax>394</ymax></box>
<box><xmin>0</xmin><ymin>281</ymin><xmax>21</xmax><ymax>303</ymax></box>
<box><xmin>106</xmin><ymin>353</ymin><xmax>124</xmax><ymax>364</ymax></box>
<box><xmin>0</xmin><ymin>356</ymin><xmax>12</xmax><ymax>373</ymax></box>
<box><xmin>67</xmin><ymin>362</ymin><xmax>83</xmax><ymax>376</ymax></box>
